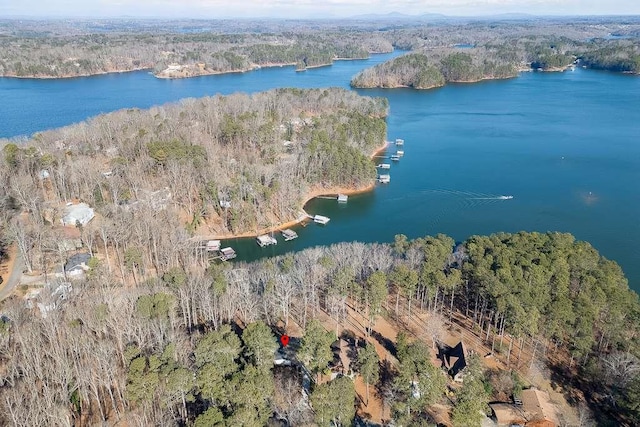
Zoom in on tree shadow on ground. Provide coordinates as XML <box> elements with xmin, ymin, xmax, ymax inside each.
<box><xmin>370</xmin><ymin>329</ymin><xmax>397</xmax><ymax>358</ymax></box>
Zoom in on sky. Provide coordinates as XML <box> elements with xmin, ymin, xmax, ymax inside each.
<box><xmin>1</xmin><ymin>0</ymin><xmax>639</xmax><ymax>19</ymax></box>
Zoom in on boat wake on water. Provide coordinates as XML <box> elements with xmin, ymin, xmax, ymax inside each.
<box><xmin>383</xmin><ymin>189</ymin><xmax>515</xmax><ymax>229</ymax></box>
<box><xmin>468</xmin><ymin>195</ymin><xmax>514</xmax><ymax>200</ymax></box>
<box><xmin>416</xmin><ymin>189</ymin><xmax>515</xmax><ymax>209</ymax></box>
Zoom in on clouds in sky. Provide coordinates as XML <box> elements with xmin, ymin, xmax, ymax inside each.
<box><xmin>2</xmin><ymin>0</ymin><xmax>639</xmax><ymax>18</ymax></box>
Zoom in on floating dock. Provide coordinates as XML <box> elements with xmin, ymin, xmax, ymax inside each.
<box><xmin>206</xmin><ymin>240</ymin><xmax>221</xmax><ymax>252</ymax></box>
<box><xmin>281</xmin><ymin>229</ymin><xmax>299</xmax><ymax>241</ymax></box>
<box><xmin>395</xmin><ymin>138</ymin><xmax>404</xmax><ymax>146</ymax></box>
<box><xmin>219</xmin><ymin>247</ymin><xmax>237</xmax><ymax>261</ymax></box>
<box><xmin>390</xmin><ymin>154</ymin><xmax>400</xmax><ymax>161</ymax></box>
<box><xmin>337</xmin><ymin>194</ymin><xmax>348</xmax><ymax>203</ymax></box>
<box><xmin>313</xmin><ymin>215</ymin><xmax>330</xmax><ymax>225</ymax></box>
<box><xmin>256</xmin><ymin>234</ymin><xmax>278</xmax><ymax>247</ymax></box>
<box><xmin>396</xmin><ymin>150</ymin><xmax>405</xmax><ymax>156</ymax></box>
<box><xmin>378</xmin><ymin>174</ymin><xmax>391</xmax><ymax>184</ymax></box>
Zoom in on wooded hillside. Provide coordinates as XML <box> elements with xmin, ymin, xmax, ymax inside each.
<box><xmin>2</xmin><ymin>18</ymin><xmax>639</xmax><ymax>79</ymax></box>
<box><xmin>351</xmin><ymin>36</ymin><xmax>640</xmax><ymax>89</ymax></box>
<box><xmin>1</xmin><ymin>88</ymin><xmax>387</xmax><ymax>245</ymax></box>
<box><xmin>0</xmin><ymin>232</ymin><xmax>637</xmax><ymax>425</ymax></box>
<box><xmin>350</xmin><ymin>50</ymin><xmax>517</xmax><ymax>89</ymax></box>
<box><xmin>0</xmin><ymin>31</ymin><xmax>393</xmax><ymax>78</ymax></box>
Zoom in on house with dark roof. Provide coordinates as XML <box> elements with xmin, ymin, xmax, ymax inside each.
<box><xmin>64</xmin><ymin>253</ymin><xmax>91</xmax><ymax>277</ymax></box>
<box><xmin>440</xmin><ymin>341</ymin><xmax>468</xmax><ymax>382</ymax></box>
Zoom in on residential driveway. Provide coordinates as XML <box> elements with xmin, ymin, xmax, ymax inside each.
<box><xmin>0</xmin><ymin>251</ymin><xmax>23</xmax><ymax>301</ymax></box>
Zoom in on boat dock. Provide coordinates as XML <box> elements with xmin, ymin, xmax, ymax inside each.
<box><xmin>256</xmin><ymin>234</ymin><xmax>278</xmax><ymax>247</ymax></box>
<box><xmin>376</xmin><ymin>163</ymin><xmax>391</xmax><ymax>169</ymax></box>
<box><xmin>378</xmin><ymin>174</ymin><xmax>391</xmax><ymax>184</ymax></box>
<box><xmin>313</xmin><ymin>215</ymin><xmax>330</xmax><ymax>225</ymax></box>
<box><xmin>206</xmin><ymin>240</ymin><xmax>221</xmax><ymax>252</ymax></box>
<box><xmin>337</xmin><ymin>194</ymin><xmax>348</xmax><ymax>203</ymax></box>
<box><xmin>390</xmin><ymin>154</ymin><xmax>400</xmax><ymax>161</ymax></box>
<box><xmin>219</xmin><ymin>247</ymin><xmax>237</xmax><ymax>261</ymax></box>
<box><xmin>281</xmin><ymin>229</ymin><xmax>298</xmax><ymax>241</ymax></box>
<box><xmin>395</xmin><ymin>138</ymin><xmax>404</xmax><ymax>146</ymax></box>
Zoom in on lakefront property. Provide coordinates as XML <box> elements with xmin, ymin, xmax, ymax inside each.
<box><xmin>0</xmin><ymin>14</ymin><xmax>638</xmax><ymax>427</ymax></box>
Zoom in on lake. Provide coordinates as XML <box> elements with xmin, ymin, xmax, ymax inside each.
<box><xmin>1</xmin><ymin>57</ymin><xmax>639</xmax><ymax>290</ymax></box>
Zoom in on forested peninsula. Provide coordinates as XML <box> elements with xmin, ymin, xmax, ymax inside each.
<box><xmin>0</xmin><ymin>28</ymin><xmax>392</xmax><ymax>79</ymax></box>
<box><xmin>0</xmin><ymin>88</ymin><xmax>387</xmax><ymax>242</ymax></box>
<box><xmin>351</xmin><ymin>35</ymin><xmax>640</xmax><ymax>89</ymax></box>
<box><xmin>1</xmin><ymin>18</ymin><xmax>639</xmax><ymax>80</ymax></box>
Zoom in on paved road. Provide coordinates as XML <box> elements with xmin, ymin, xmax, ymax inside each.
<box><xmin>0</xmin><ymin>251</ymin><xmax>23</xmax><ymax>301</ymax></box>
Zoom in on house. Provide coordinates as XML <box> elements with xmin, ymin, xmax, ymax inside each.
<box><xmin>521</xmin><ymin>388</ymin><xmax>560</xmax><ymax>427</ymax></box>
<box><xmin>490</xmin><ymin>402</ymin><xmax>527</xmax><ymax>426</ymax></box>
<box><xmin>60</xmin><ymin>203</ymin><xmax>95</xmax><ymax>226</ymax></box>
<box><xmin>440</xmin><ymin>341</ymin><xmax>468</xmax><ymax>382</ymax></box>
<box><xmin>64</xmin><ymin>253</ymin><xmax>91</xmax><ymax>277</ymax></box>
<box><xmin>488</xmin><ymin>389</ymin><xmax>560</xmax><ymax>427</ymax></box>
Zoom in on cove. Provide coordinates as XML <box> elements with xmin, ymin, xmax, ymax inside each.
<box><xmin>1</xmin><ymin>56</ymin><xmax>639</xmax><ymax>290</ymax></box>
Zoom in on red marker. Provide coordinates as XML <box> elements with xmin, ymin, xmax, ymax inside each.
<box><xmin>280</xmin><ymin>334</ymin><xmax>290</xmax><ymax>347</ymax></box>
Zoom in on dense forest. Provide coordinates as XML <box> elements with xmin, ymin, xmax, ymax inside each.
<box><xmin>0</xmin><ymin>231</ymin><xmax>637</xmax><ymax>425</ymax></box>
<box><xmin>351</xmin><ymin>31</ymin><xmax>639</xmax><ymax>89</ymax></box>
<box><xmin>350</xmin><ymin>50</ymin><xmax>517</xmax><ymax>89</ymax></box>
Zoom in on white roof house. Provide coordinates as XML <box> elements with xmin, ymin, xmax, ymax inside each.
<box><xmin>60</xmin><ymin>203</ymin><xmax>95</xmax><ymax>227</ymax></box>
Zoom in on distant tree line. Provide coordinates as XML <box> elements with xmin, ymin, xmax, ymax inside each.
<box><xmin>2</xmin><ymin>18</ymin><xmax>638</xmax><ymax>78</ymax></box>
<box><xmin>0</xmin><ymin>30</ymin><xmax>393</xmax><ymax>78</ymax></box>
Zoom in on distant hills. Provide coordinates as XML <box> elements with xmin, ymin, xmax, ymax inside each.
<box><xmin>349</xmin><ymin>12</ymin><xmax>449</xmax><ymax>21</ymax></box>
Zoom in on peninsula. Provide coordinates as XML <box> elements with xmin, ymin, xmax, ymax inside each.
<box><xmin>0</xmin><ymin>88</ymin><xmax>388</xmax><ymax>239</ymax></box>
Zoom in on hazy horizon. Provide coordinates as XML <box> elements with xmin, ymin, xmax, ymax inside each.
<box><xmin>2</xmin><ymin>0</ymin><xmax>640</xmax><ymax>20</ymax></box>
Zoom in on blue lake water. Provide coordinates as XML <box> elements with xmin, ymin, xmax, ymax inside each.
<box><xmin>1</xmin><ymin>55</ymin><xmax>639</xmax><ymax>290</ymax></box>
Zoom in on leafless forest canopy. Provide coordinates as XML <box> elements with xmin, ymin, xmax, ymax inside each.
<box><xmin>1</xmin><ymin>17</ymin><xmax>639</xmax><ymax>78</ymax></box>
<box><xmin>0</xmin><ymin>88</ymin><xmax>387</xmax><ymax>244</ymax></box>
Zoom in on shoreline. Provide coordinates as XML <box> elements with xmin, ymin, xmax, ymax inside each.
<box><xmin>0</xmin><ymin>51</ymin><xmax>394</xmax><ymax>81</ymax></box>
<box><xmin>206</xmin><ymin>141</ymin><xmax>389</xmax><ymax>241</ymax></box>
<box><xmin>352</xmin><ymin>73</ymin><xmax>519</xmax><ymax>90</ymax></box>
<box><xmin>1</xmin><ymin>67</ymin><xmax>153</xmax><ymax>80</ymax></box>
<box><xmin>154</xmin><ymin>66</ymin><xmax>260</xmax><ymax>79</ymax></box>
